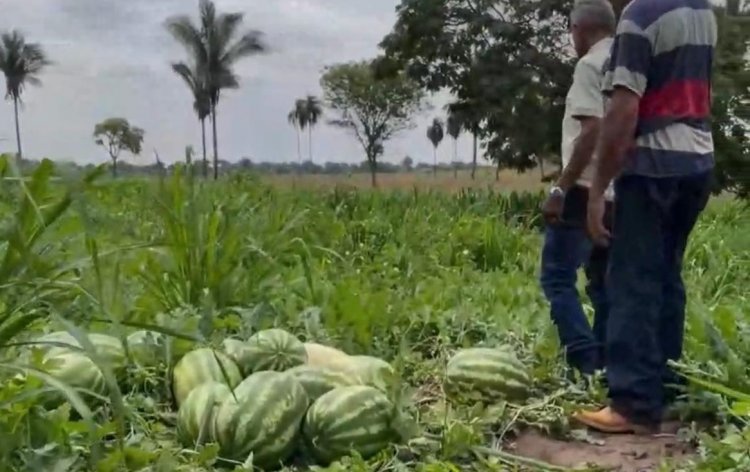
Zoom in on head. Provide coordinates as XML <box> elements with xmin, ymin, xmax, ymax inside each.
<box><xmin>570</xmin><ymin>0</ymin><xmax>617</xmax><ymax>57</ymax></box>
<box><xmin>611</xmin><ymin>0</ymin><xmax>634</xmax><ymax>17</ymax></box>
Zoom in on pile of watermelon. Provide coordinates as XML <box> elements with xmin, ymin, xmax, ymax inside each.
<box><xmin>171</xmin><ymin>329</ymin><xmax>400</xmax><ymax>469</ymax></box>
<box><xmin>20</xmin><ymin>327</ymin><xmax>402</xmax><ymax>469</ymax></box>
<box><xmin>19</xmin><ymin>327</ymin><xmax>532</xmax><ymax>470</ymax></box>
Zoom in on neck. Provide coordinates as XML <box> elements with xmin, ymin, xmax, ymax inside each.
<box><xmin>587</xmin><ymin>31</ymin><xmax>610</xmax><ymax>50</ymax></box>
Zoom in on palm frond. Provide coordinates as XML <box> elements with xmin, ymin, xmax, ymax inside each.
<box><xmin>0</xmin><ymin>30</ymin><xmax>51</xmax><ymax>100</ymax></box>
<box><xmin>199</xmin><ymin>0</ymin><xmax>217</xmax><ymax>34</ymax></box>
<box><xmin>214</xmin><ymin>13</ymin><xmax>245</xmax><ymax>52</ymax></box>
<box><xmin>171</xmin><ymin>62</ymin><xmax>210</xmax><ymax>120</ymax></box>
<box><xmin>171</xmin><ymin>62</ymin><xmax>197</xmax><ymax>89</ymax></box>
<box><xmin>305</xmin><ymin>95</ymin><xmax>323</xmax><ymax>126</ymax></box>
<box><xmin>165</xmin><ymin>16</ymin><xmax>207</xmax><ymax>64</ymax></box>
<box><xmin>288</xmin><ymin>110</ymin><xmax>299</xmax><ymax>126</ymax></box>
<box><xmin>221</xmin><ymin>31</ymin><xmax>266</xmax><ymax>64</ymax></box>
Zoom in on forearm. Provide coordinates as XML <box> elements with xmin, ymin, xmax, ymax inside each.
<box><xmin>591</xmin><ymin>98</ymin><xmax>638</xmax><ymax>197</ymax></box>
<box><xmin>558</xmin><ymin>122</ymin><xmax>599</xmax><ymax>191</ymax></box>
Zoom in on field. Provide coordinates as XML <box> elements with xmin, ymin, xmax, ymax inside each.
<box><xmin>1</xmin><ymin>156</ymin><xmax>749</xmax><ymax>471</ymax></box>
<box><xmin>263</xmin><ymin>168</ymin><xmax>548</xmax><ymax>193</ymax></box>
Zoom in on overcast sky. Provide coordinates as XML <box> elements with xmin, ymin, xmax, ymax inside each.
<box><xmin>0</xmin><ymin>0</ymin><xmax>467</xmax><ymax>166</ymax></box>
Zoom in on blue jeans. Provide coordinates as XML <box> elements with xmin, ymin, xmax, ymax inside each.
<box><xmin>606</xmin><ymin>172</ymin><xmax>712</xmax><ymax>426</ymax></box>
<box><xmin>540</xmin><ymin>186</ymin><xmax>611</xmax><ymax>375</ymax></box>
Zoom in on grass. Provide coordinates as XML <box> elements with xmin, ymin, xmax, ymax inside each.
<box><xmin>0</xmin><ymin>155</ymin><xmax>748</xmax><ymax>471</ymax></box>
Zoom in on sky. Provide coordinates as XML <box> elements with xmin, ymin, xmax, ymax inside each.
<box><xmin>0</xmin><ymin>0</ymin><xmax>467</xmax><ymax>166</ymax></box>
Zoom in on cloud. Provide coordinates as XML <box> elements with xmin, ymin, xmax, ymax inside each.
<box><xmin>0</xmin><ymin>0</ymin><xmax>471</xmax><ymax>166</ymax></box>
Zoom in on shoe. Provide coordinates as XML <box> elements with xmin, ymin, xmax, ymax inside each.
<box><xmin>571</xmin><ymin>407</ymin><xmax>659</xmax><ymax>434</ymax></box>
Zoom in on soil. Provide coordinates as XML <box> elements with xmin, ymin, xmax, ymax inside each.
<box><xmin>509</xmin><ymin>422</ymin><xmax>696</xmax><ymax>471</ymax></box>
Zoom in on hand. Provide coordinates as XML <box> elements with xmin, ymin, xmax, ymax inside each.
<box><xmin>587</xmin><ymin>194</ymin><xmax>611</xmax><ymax>247</ymax></box>
<box><xmin>542</xmin><ymin>194</ymin><xmax>564</xmax><ymax>225</ymax></box>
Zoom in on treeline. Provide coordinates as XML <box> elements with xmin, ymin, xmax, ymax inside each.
<box><xmin>13</xmin><ymin>156</ymin><xmax>486</xmax><ymax>178</ymax></box>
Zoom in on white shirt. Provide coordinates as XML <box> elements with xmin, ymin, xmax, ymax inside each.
<box><xmin>561</xmin><ymin>37</ymin><xmax>615</xmax><ymax>201</ymax></box>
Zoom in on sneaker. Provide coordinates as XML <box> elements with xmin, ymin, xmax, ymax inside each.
<box><xmin>571</xmin><ymin>407</ymin><xmax>659</xmax><ymax>435</ymax></box>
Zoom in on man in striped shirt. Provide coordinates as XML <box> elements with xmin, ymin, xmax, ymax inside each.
<box><xmin>576</xmin><ymin>0</ymin><xmax>718</xmax><ymax>433</ymax></box>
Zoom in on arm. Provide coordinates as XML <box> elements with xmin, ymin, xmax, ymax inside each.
<box><xmin>590</xmin><ymin>2</ymin><xmax>652</xmax><ymax>197</ymax></box>
<box><xmin>590</xmin><ymin>88</ymin><xmax>639</xmax><ymax>197</ymax></box>
<box><xmin>558</xmin><ymin>60</ymin><xmax>606</xmax><ymax>192</ymax></box>
<box><xmin>558</xmin><ymin>116</ymin><xmax>601</xmax><ymax>191</ymax></box>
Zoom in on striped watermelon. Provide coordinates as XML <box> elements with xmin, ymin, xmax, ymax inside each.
<box><xmin>127</xmin><ymin>330</ymin><xmax>165</xmax><ymax>368</ymax></box>
<box><xmin>349</xmin><ymin>356</ymin><xmax>395</xmax><ymax>392</ymax></box>
<box><xmin>172</xmin><ymin>348</ymin><xmax>242</xmax><ymax>407</ymax></box>
<box><xmin>243</xmin><ymin>329</ymin><xmax>307</xmax><ymax>373</ymax></box>
<box><xmin>303</xmin><ymin>343</ymin><xmax>354</xmax><ymax>372</ymax></box>
<box><xmin>214</xmin><ymin>371</ymin><xmax>308</xmax><ymax>468</ymax></box>
<box><xmin>286</xmin><ymin>365</ymin><xmax>359</xmax><ymax>402</ymax></box>
<box><xmin>177</xmin><ymin>382</ymin><xmax>232</xmax><ymax>447</ymax></box>
<box><xmin>444</xmin><ymin>347</ymin><xmax>531</xmax><ymax>403</ymax></box>
<box><xmin>33</xmin><ymin>331</ymin><xmax>126</xmax><ymax>368</ymax></box>
<box><xmin>38</xmin><ymin>352</ymin><xmax>108</xmax><ymax>408</ymax></box>
<box><xmin>303</xmin><ymin>385</ymin><xmax>397</xmax><ymax>464</ymax></box>
<box><xmin>221</xmin><ymin>338</ymin><xmax>253</xmax><ymax>375</ymax></box>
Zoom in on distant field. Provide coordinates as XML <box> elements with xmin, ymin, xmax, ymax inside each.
<box><xmin>262</xmin><ymin>167</ymin><xmax>549</xmax><ymax>193</ymax></box>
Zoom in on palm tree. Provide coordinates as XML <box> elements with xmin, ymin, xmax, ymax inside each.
<box><xmin>166</xmin><ymin>0</ymin><xmax>266</xmax><ymax>180</ymax></box>
<box><xmin>426</xmin><ymin>118</ymin><xmax>444</xmax><ymax>177</ymax></box>
<box><xmin>172</xmin><ymin>61</ymin><xmax>211</xmax><ymax>178</ymax></box>
<box><xmin>303</xmin><ymin>95</ymin><xmax>322</xmax><ymax>163</ymax></box>
<box><xmin>448</xmin><ymin>100</ymin><xmax>482</xmax><ymax>180</ymax></box>
<box><xmin>0</xmin><ymin>30</ymin><xmax>50</xmax><ymax>161</ymax></box>
<box><xmin>288</xmin><ymin>98</ymin><xmax>306</xmax><ymax>164</ymax></box>
<box><xmin>446</xmin><ymin>111</ymin><xmax>462</xmax><ymax>178</ymax></box>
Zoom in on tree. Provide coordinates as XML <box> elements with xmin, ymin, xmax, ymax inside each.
<box><xmin>303</xmin><ymin>95</ymin><xmax>323</xmax><ymax>163</ymax></box>
<box><xmin>448</xmin><ymin>100</ymin><xmax>483</xmax><ymax>180</ymax></box>
<box><xmin>426</xmin><ymin>118</ymin><xmax>444</xmax><ymax>177</ymax></box>
<box><xmin>402</xmin><ymin>155</ymin><xmax>414</xmax><ymax>172</ymax></box>
<box><xmin>288</xmin><ymin>95</ymin><xmax>323</xmax><ymax>164</ymax></box>
<box><xmin>288</xmin><ymin>98</ymin><xmax>306</xmax><ymax>164</ymax></box>
<box><xmin>446</xmin><ymin>110</ymin><xmax>462</xmax><ymax>177</ymax></box>
<box><xmin>711</xmin><ymin>0</ymin><xmax>750</xmax><ymax>197</ymax></box>
<box><xmin>379</xmin><ymin>0</ymin><xmax>574</xmax><ymax>178</ymax></box>
<box><xmin>0</xmin><ymin>30</ymin><xmax>51</xmax><ymax>161</ymax></box>
<box><xmin>171</xmin><ymin>61</ymin><xmax>211</xmax><ymax>178</ymax></box>
<box><xmin>93</xmin><ymin>118</ymin><xmax>145</xmax><ymax>178</ymax></box>
<box><xmin>166</xmin><ymin>0</ymin><xmax>266</xmax><ymax>180</ymax></box>
<box><xmin>320</xmin><ymin>60</ymin><xmax>426</xmax><ymax>187</ymax></box>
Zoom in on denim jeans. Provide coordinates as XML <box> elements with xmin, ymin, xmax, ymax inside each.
<box><xmin>540</xmin><ymin>186</ymin><xmax>611</xmax><ymax>375</ymax></box>
<box><xmin>606</xmin><ymin>172</ymin><xmax>712</xmax><ymax>426</ymax></box>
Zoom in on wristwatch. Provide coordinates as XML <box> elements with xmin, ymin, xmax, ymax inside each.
<box><xmin>549</xmin><ymin>186</ymin><xmax>565</xmax><ymax>198</ymax></box>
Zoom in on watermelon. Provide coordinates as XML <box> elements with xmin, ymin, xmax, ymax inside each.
<box><xmin>177</xmin><ymin>382</ymin><xmax>232</xmax><ymax>447</ymax></box>
<box><xmin>444</xmin><ymin>347</ymin><xmax>530</xmax><ymax>403</ymax></box>
<box><xmin>172</xmin><ymin>348</ymin><xmax>242</xmax><ymax>407</ymax></box>
<box><xmin>32</xmin><ymin>331</ymin><xmax>126</xmax><ymax>375</ymax></box>
<box><xmin>349</xmin><ymin>356</ymin><xmax>395</xmax><ymax>392</ymax></box>
<box><xmin>243</xmin><ymin>329</ymin><xmax>307</xmax><ymax>373</ymax></box>
<box><xmin>126</xmin><ymin>330</ymin><xmax>165</xmax><ymax>367</ymax></box>
<box><xmin>221</xmin><ymin>338</ymin><xmax>252</xmax><ymax>375</ymax></box>
<box><xmin>303</xmin><ymin>342</ymin><xmax>354</xmax><ymax>372</ymax></box>
<box><xmin>214</xmin><ymin>371</ymin><xmax>308</xmax><ymax>468</ymax></box>
<box><xmin>37</xmin><ymin>352</ymin><xmax>108</xmax><ymax>408</ymax></box>
<box><xmin>286</xmin><ymin>365</ymin><xmax>359</xmax><ymax>402</ymax></box>
<box><xmin>303</xmin><ymin>385</ymin><xmax>397</xmax><ymax>464</ymax></box>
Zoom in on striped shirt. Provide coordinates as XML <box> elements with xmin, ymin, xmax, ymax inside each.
<box><xmin>602</xmin><ymin>0</ymin><xmax>718</xmax><ymax>177</ymax></box>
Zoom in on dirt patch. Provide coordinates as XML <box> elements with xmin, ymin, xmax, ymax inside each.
<box><xmin>509</xmin><ymin>423</ymin><xmax>695</xmax><ymax>471</ymax></box>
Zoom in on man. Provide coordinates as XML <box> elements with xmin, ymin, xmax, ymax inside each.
<box><xmin>576</xmin><ymin>0</ymin><xmax>718</xmax><ymax>433</ymax></box>
<box><xmin>540</xmin><ymin>0</ymin><xmax>616</xmax><ymax>376</ymax></box>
